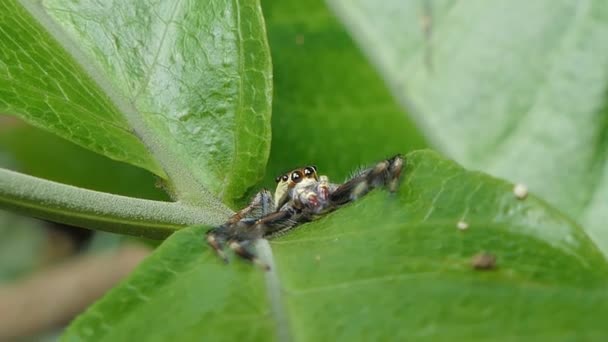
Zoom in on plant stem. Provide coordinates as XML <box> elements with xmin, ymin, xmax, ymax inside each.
<box><xmin>0</xmin><ymin>168</ymin><xmax>231</xmax><ymax>239</ymax></box>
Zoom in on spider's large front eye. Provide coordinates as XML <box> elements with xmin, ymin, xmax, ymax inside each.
<box><xmin>291</xmin><ymin>171</ymin><xmax>303</xmax><ymax>183</ymax></box>
<box><xmin>303</xmin><ymin>166</ymin><xmax>316</xmax><ymax>177</ymax></box>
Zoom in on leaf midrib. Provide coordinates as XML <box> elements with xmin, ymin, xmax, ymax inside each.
<box><xmin>257</xmin><ymin>240</ymin><xmax>293</xmax><ymax>342</ymax></box>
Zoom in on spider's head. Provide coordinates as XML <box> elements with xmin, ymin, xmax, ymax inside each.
<box><xmin>274</xmin><ymin>165</ymin><xmax>318</xmax><ymax>209</ymax></box>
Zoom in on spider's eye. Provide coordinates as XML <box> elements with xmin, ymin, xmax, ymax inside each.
<box><xmin>303</xmin><ymin>166</ymin><xmax>316</xmax><ymax>177</ymax></box>
<box><xmin>291</xmin><ymin>171</ymin><xmax>303</xmax><ymax>183</ymax></box>
<box><xmin>281</xmin><ymin>175</ymin><xmax>289</xmax><ymax>182</ymax></box>
<box><xmin>274</xmin><ymin>176</ymin><xmax>281</xmax><ymax>183</ymax></box>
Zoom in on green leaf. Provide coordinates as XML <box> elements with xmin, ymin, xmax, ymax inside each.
<box><xmin>0</xmin><ymin>1</ymin><xmax>163</xmax><ymax>178</ymax></box>
<box><xmin>63</xmin><ymin>151</ymin><xmax>608</xmax><ymax>341</ymax></box>
<box><xmin>0</xmin><ymin>120</ymin><xmax>167</xmax><ymax>200</ymax></box>
<box><xmin>0</xmin><ymin>0</ymin><xmax>272</xmax><ymax>205</ymax></box>
<box><xmin>261</xmin><ymin>0</ymin><xmax>426</xmax><ymax>185</ymax></box>
<box><xmin>327</xmin><ymin>0</ymin><xmax>608</xmax><ymax>255</ymax></box>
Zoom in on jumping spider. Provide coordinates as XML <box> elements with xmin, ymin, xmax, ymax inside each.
<box><xmin>206</xmin><ymin>155</ymin><xmax>405</xmax><ymax>269</ymax></box>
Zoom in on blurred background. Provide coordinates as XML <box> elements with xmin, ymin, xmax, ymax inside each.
<box><xmin>0</xmin><ymin>116</ymin><xmax>164</xmax><ymax>340</ymax></box>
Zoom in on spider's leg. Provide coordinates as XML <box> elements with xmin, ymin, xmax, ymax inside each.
<box><xmin>329</xmin><ymin>154</ymin><xmax>405</xmax><ymax>206</ymax></box>
<box><xmin>227</xmin><ymin>189</ymin><xmax>274</xmax><ymax>224</ymax></box>
<box><xmin>206</xmin><ymin>189</ymin><xmax>274</xmax><ymax>263</ymax></box>
<box><xmin>207</xmin><ymin>189</ymin><xmax>274</xmax><ymax>263</ymax></box>
<box><xmin>256</xmin><ymin>207</ymin><xmax>301</xmax><ymax>236</ymax></box>
<box><xmin>228</xmin><ymin>239</ymin><xmax>269</xmax><ymax>271</ymax></box>
<box><xmin>328</xmin><ymin>173</ymin><xmax>368</xmax><ymax>206</ymax></box>
<box><xmin>386</xmin><ymin>154</ymin><xmax>405</xmax><ymax>192</ymax></box>
<box><xmin>207</xmin><ymin>218</ymin><xmax>260</xmax><ymax>264</ymax></box>
<box><xmin>225</xmin><ymin>208</ymin><xmax>300</xmax><ymax>270</ymax></box>
<box><xmin>206</xmin><ymin>226</ymin><xmax>230</xmax><ymax>263</ymax></box>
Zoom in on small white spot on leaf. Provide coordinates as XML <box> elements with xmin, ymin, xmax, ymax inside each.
<box><xmin>513</xmin><ymin>183</ymin><xmax>528</xmax><ymax>199</ymax></box>
<box><xmin>457</xmin><ymin>220</ymin><xmax>469</xmax><ymax>230</ymax></box>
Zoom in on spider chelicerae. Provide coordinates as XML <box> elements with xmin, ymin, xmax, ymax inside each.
<box><xmin>206</xmin><ymin>155</ymin><xmax>405</xmax><ymax>269</ymax></box>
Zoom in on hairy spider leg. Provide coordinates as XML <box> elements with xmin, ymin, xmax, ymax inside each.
<box><xmin>228</xmin><ymin>239</ymin><xmax>269</xmax><ymax>271</ymax></box>
<box><xmin>227</xmin><ymin>189</ymin><xmax>274</xmax><ymax>224</ymax></box>
<box><xmin>329</xmin><ymin>154</ymin><xmax>405</xmax><ymax>206</ymax></box>
<box><xmin>206</xmin><ymin>189</ymin><xmax>274</xmax><ymax>263</ymax></box>
<box><xmin>256</xmin><ymin>207</ymin><xmax>302</xmax><ymax>237</ymax></box>
<box><xmin>388</xmin><ymin>155</ymin><xmax>405</xmax><ymax>192</ymax></box>
<box><xmin>228</xmin><ymin>207</ymin><xmax>301</xmax><ymax>270</ymax></box>
<box><xmin>206</xmin><ymin>232</ymin><xmax>229</xmax><ymax>263</ymax></box>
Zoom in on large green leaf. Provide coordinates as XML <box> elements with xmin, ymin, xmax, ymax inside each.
<box><xmin>327</xmin><ymin>0</ymin><xmax>608</xmax><ymax>255</ymax></box>
<box><xmin>0</xmin><ymin>0</ymin><xmax>272</xmax><ymax>205</ymax></box>
<box><xmin>63</xmin><ymin>151</ymin><xmax>608</xmax><ymax>341</ymax></box>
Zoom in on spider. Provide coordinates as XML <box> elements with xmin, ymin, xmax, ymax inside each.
<box><xmin>206</xmin><ymin>154</ymin><xmax>405</xmax><ymax>269</ymax></box>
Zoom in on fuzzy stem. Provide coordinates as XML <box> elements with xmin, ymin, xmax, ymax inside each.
<box><xmin>0</xmin><ymin>168</ymin><xmax>230</xmax><ymax>239</ymax></box>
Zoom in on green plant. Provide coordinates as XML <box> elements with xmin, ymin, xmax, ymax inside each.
<box><xmin>1</xmin><ymin>0</ymin><xmax>607</xmax><ymax>341</ymax></box>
